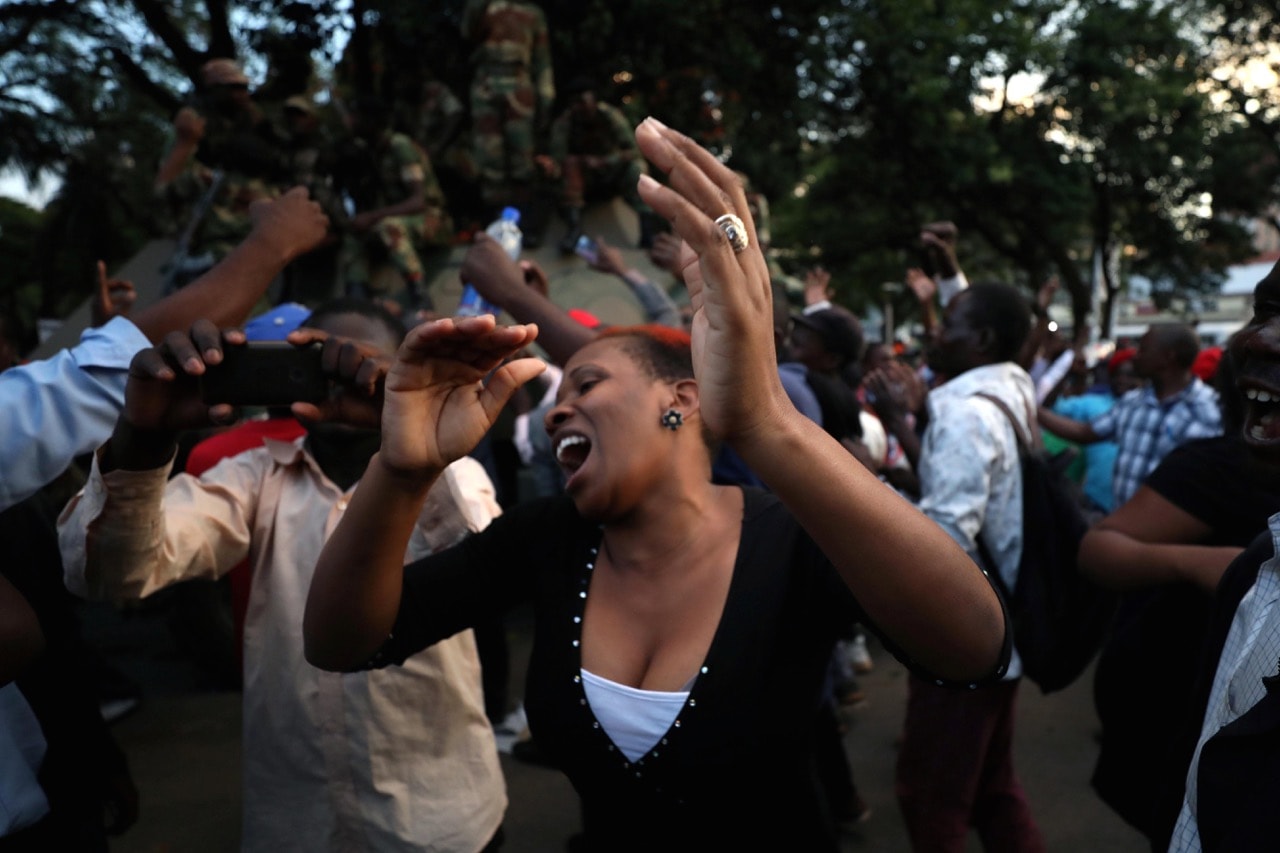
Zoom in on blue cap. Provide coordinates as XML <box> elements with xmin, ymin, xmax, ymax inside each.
<box><xmin>243</xmin><ymin>302</ymin><xmax>312</xmax><ymax>341</ymax></box>
<box><xmin>500</xmin><ymin>206</ymin><xmax>521</xmax><ymax>223</ymax></box>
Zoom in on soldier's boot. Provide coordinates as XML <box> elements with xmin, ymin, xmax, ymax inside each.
<box><xmin>558</xmin><ymin>206</ymin><xmax>584</xmax><ymax>255</ymax></box>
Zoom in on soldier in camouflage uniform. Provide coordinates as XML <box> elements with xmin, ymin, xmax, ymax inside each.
<box><xmin>275</xmin><ymin>95</ymin><xmax>348</xmax><ymax>304</ymax></box>
<box><xmin>462</xmin><ymin>0</ymin><xmax>555</xmax><ymax>214</ymax></box>
<box><xmin>403</xmin><ymin>77</ymin><xmax>483</xmax><ymax>226</ymax></box>
<box><xmin>339</xmin><ymin>98</ymin><xmax>455</xmax><ymax>310</ymax></box>
<box><xmin>279</xmin><ymin>96</ymin><xmax>344</xmax><ymax>221</ymax></box>
<box><xmin>408</xmin><ymin>79</ymin><xmax>469</xmax><ymax>170</ymax></box>
<box><xmin>537</xmin><ymin>79</ymin><xmax>657</xmax><ymax>253</ymax></box>
<box><xmin>155</xmin><ymin>59</ymin><xmax>290</xmax><ymax>269</ymax></box>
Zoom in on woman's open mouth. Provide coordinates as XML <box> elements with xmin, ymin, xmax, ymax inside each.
<box><xmin>555</xmin><ymin>433</ymin><xmax>593</xmax><ymax>484</ymax></box>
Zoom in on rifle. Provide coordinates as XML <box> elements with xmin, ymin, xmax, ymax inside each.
<box><xmin>162</xmin><ymin>169</ymin><xmax>225</xmax><ymax>293</ymax></box>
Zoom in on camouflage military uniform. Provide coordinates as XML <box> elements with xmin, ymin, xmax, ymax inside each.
<box><xmin>277</xmin><ymin>98</ymin><xmax>345</xmax><ymax>223</ymax></box>
<box><xmin>547</xmin><ymin>100</ymin><xmax>648</xmax><ymax>211</ymax></box>
<box><xmin>165</xmin><ymin>94</ymin><xmax>288</xmax><ymax>262</ymax></box>
<box><xmin>341</xmin><ymin>132</ymin><xmax>455</xmax><ymax>306</ymax></box>
<box><xmin>462</xmin><ymin>0</ymin><xmax>555</xmax><ymax>207</ymax></box>
<box><xmin>409</xmin><ymin>81</ymin><xmax>472</xmax><ymax>174</ymax></box>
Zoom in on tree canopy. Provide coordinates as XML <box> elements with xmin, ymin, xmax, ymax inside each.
<box><xmin>2</xmin><ymin>0</ymin><xmax>1278</xmax><ymax>341</ymax></box>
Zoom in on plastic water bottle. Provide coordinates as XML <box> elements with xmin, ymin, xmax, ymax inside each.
<box><xmin>458</xmin><ymin>207</ymin><xmax>522</xmax><ymax>317</ymax></box>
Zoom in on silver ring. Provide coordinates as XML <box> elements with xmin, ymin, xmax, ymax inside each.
<box><xmin>714</xmin><ymin>213</ymin><xmax>750</xmax><ymax>254</ymax></box>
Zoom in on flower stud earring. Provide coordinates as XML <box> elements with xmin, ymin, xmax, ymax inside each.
<box><xmin>661</xmin><ymin>409</ymin><xmax>684</xmax><ymax>431</ymax></box>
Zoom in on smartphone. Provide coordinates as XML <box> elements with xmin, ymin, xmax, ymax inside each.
<box><xmin>201</xmin><ymin>342</ymin><xmax>328</xmax><ymax>407</ymax></box>
<box><xmin>573</xmin><ymin>234</ymin><xmax>599</xmax><ymax>264</ymax></box>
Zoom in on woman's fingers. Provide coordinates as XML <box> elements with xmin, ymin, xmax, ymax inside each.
<box><xmin>636</xmin><ymin>173</ymin><xmax>749</xmax><ymax>309</ymax></box>
<box><xmin>401</xmin><ymin>317</ymin><xmax>539</xmax><ymax>366</ymax></box>
<box><xmin>639</xmin><ymin>120</ymin><xmax>750</xmax><ymax>229</ymax></box>
<box><xmin>477</xmin><ymin>357</ymin><xmax>548</xmax><ymax>422</ymax></box>
<box><xmin>634</xmin><ymin>120</ymin><xmax>770</xmax><ymax>300</ymax></box>
<box><xmin>635</xmin><ymin>120</ymin><xmax>761</xmax><ymax>249</ymax></box>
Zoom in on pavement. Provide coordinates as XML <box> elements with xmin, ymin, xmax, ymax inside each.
<box><xmin>83</xmin><ymin>592</ymin><xmax>1149</xmax><ymax>853</ymax></box>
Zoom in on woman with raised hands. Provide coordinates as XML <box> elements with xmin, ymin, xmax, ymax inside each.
<box><xmin>304</xmin><ymin>118</ymin><xmax>1008</xmax><ymax>850</ymax></box>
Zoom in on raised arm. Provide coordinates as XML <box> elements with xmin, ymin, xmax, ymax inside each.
<box><xmin>1077</xmin><ymin>486</ymin><xmax>1242</xmax><ymax>592</ymax></box>
<box><xmin>1036</xmin><ymin>404</ymin><xmax>1101</xmax><ymax>445</ymax></box>
<box><xmin>903</xmin><ymin>267</ymin><xmax>939</xmax><ymax>337</ymax></box>
<box><xmin>864</xmin><ymin>360</ymin><xmax>927</xmax><ymax>472</ymax></box>
<box><xmin>0</xmin><ymin>190</ymin><xmax>327</xmax><ymax>512</ymax></box>
<box><xmin>128</xmin><ymin>187</ymin><xmax>329</xmax><ymax>342</ymax></box>
<box><xmin>588</xmin><ymin>236</ymin><xmax>682</xmax><ymax>327</ymax></box>
<box><xmin>154</xmin><ymin>106</ymin><xmax>205</xmax><ymax>190</ymax></box>
<box><xmin>633</xmin><ymin>118</ymin><xmax>1004</xmax><ymax>683</ymax></box>
<box><xmin>303</xmin><ymin>317</ymin><xmax>544</xmax><ymax>670</ymax></box>
<box><xmin>460</xmin><ymin>236</ymin><xmax>596</xmax><ymax>365</ymax></box>
<box><xmin>59</xmin><ymin>322</ymin><xmax>393</xmax><ymax>602</ymax></box>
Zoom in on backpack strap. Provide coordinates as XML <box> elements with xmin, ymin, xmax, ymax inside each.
<box><xmin>974</xmin><ymin>391</ymin><xmax>1042</xmax><ymax>452</ymax></box>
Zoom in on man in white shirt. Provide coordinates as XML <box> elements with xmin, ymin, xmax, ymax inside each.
<box><xmin>59</xmin><ymin>301</ymin><xmax>506</xmax><ymax>852</ymax></box>
<box><xmin>896</xmin><ymin>282</ymin><xmax>1045</xmax><ymax>852</ymax></box>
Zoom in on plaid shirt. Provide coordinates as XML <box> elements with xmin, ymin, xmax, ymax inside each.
<box><xmin>1169</xmin><ymin>514</ymin><xmax>1280</xmax><ymax>851</ymax></box>
<box><xmin>1089</xmin><ymin>378</ymin><xmax>1221</xmax><ymax>507</ymax></box>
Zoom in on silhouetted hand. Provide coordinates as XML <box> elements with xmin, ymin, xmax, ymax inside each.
<box><xmin>804</xmin><ymin>266</ymin><xmax>833</xmax><ymax>306</ymax></box>
<box><xmin>587</xmin><ymin>235</ymin><xmax>628</xmax><ymax>277</ymax></box>
<box><xmin>91</xmin><ymin>260</ymin><xmax>138</xmax><ymax>328</ymax></box>
<box><xmin>459</xmin><ymin>233</ymin><xmax>528</xmax><ymax>309</ymax></box>
<box><xmin>920</xmin><ymin>222</ymin><xmax>959</xmax><ymax>278</ymax></box>
<box><xmin>866</xmin><ymin>361</ymin><xmax>926</xmax><ymax>421</ymax></box>
<box><xmin>123</xmin><ymin>320</ymin><xmax>244</xmax><ymax>432</ymax></box>
<box><xmin>647</xmin><ymin>232</ymin><xmax>687</xmax><ymax>283</ymax></box>
<box><xmin>904</xmin><ymin>267</ymin><xmax>936</xmax><ymax>307</ymax></box>
<box><xmin>247</xmin><ymin>186</ymin><xmax>330</xmax><ymax>264</ymax></box>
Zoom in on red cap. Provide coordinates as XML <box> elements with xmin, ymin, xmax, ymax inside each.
<box><xmin>1191</xmin><ymin>346</ymin><xmax>1223</xmax><ymax>383</ymax></box>
<box><xmin>1107</xmin><ymin>347</ymin><xmax>1136</xmax><ymax>373</ymax></box>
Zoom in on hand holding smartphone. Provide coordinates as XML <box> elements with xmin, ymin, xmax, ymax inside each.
<box><xmin>201</xmin><ymin>342</ymin><xmax>328</xmax><ymax>407</ymax></box>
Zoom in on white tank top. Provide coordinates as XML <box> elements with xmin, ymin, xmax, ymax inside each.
<box><xmin>580</xmin><ymin>668</ymin><xmax>690</xmax><ymax>762</ymax></box>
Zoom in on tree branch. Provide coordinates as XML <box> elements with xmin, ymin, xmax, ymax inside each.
<box><xmin>204</xmin><ymin>0</ymin><xmax>236</xmax><ymax>59</ymax></box>
<box><xmin>128</xmin><ymin>0</ymin><xmax>205</xmax><ymax>83</ymax></box>
<box><xmin>106</xmin><ymin>47</ymin><xmax>182</xmax><ymax>115</ymax></box>
<box><xmin>0</xmin><ymin>0</ymin><xmax>75</xmax><ymax>57</ymax></box>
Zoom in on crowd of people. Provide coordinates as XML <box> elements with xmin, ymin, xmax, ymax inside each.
<box><xmin>4</xmin><ymin>6</ymin><xmax>1280</xmax><ymax>853</ymax></box>
<box><xmin>153</xmin><ymin>1</ymin><xmax>656</xmax><ymax>314</ymax></box>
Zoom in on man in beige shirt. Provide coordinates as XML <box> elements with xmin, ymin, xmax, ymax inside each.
<box><xmin>58</xmin><ymin>300</ymin><xmax>506</xmax><ymax>852</ymax></box>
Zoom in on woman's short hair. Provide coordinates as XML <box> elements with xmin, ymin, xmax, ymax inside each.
<box><xmin>597</xmin><ymin>325</ymin><xmax>694</xmax><ymax>383</ymax></box>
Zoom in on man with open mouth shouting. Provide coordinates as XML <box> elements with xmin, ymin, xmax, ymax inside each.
<box><xmin>1158</xmin><ymin>256</ymin><xmax>1280</xmax><ymax>852</ymax></box>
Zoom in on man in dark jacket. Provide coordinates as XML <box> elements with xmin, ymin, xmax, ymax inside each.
<box><xmin>1156</xmin><ymin>255</ymin><xmax>1280</xmax><ymax>852</ymax></box>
